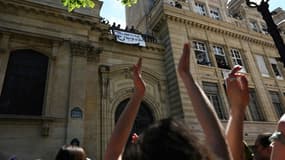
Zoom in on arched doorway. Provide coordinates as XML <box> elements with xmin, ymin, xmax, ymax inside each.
<box><xmin>0</xmin><ymin>49</ymin><xmax>49</xmax><ymax>115</ymax></box>
<box><xmin>115</xmin><ymin>99</ymin><xmax>154</xmax><ymax>135</ymax></box>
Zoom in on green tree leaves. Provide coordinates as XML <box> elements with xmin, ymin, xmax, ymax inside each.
<box><xmin>121</xmin><ymin>0</ymin><xmax>138</xmax><ymax>7</ymax></box>
<box><xmin>61</xmin><ymin>0</ymin><xmax>138</xmax><ymax>12</ymax></box>
<box><xmin>62</xmin><ymin>0</ymin><xmax>95</xmax><ymax>12</ymax></box>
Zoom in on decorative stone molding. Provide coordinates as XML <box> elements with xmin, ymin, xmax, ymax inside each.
<box><xmin>149</xmin><ymin>6</ymin><xmax>276</xmax><ymax>48</ymax></box>
<box><xmin>99</xmin><ymin>65</ymin><xmax>110</xmax><ymax>99</ymax></box>
<box><xmin>70</xmin><ymin>41</ymin><xmax>93</xmax><ymax>57</ymax></box>
<box><xmin>70</xmin><ymin>41</ymin><xmax>103</xmax><ymax>61</ymax></box>
<box><xmin>87</xmin><ymin>47</ymin><xmax>103</xmax><ymax>62</ymax></box>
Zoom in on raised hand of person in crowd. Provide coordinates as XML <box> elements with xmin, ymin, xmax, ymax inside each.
<box><xmin>178</xmin><ymin>43</ymin><xmax>231</xmax><ymax>160</ymax></box>
<box><xmin>226</xmin><ymin>65</ymin><xmax>249</xmax><ymax>114</ymax></box>
<box><xmin>104</xmin><ymin>58</ymin><xmax>145</xmax><ymax>160</ymax></box>
<box><xmin>178</xmin><ymin>43</ymin><xmax>191</xmax><ymax>78</ymax></box>
<box><xmin>225</xmin><ymin>65</ymin><xmax>249</xmax><ymax>160</ymax></box>
<box><xmin>133</xmin><ymin>58</ymin><xmax>146</xmax><ymax>98</ymax></box>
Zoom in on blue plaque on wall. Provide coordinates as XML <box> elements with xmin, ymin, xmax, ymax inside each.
<box><xmin>71</xmin><ymin>107</ymin><xmax>83</xmax><ymax>119</ymax></box>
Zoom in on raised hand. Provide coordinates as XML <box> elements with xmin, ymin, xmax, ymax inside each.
<box><xmin>133</xmin><ymin>58</ymin><xmax>145</xmax><ymax>98</ymax></box>
<box><xmin>178</xmin><ymin>43</ymin><xmax>191</xmax><ymax>78</ymax></box>
<box><xmin>226</xmin><ymin>65</ymin><xmax>249</xmax><ymax>112</ymax></box>
<box><xmin>178</xmin><ymin>43</ymin><xmax>231</xmax><ymax>160</ymax></box>
<box><xmin>225</xmin><ymin>65</ymin><xmax>249</xmax><ymax>160</ymax></box>
<box><xmin>104</xmin><ymin>58</ymin><xmax>146</xmax><ymax>160</ymax></box>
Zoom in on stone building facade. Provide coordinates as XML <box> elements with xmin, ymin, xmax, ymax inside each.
<box><xmin>0</xmin><ymin>0</ymin><xmax>167</xmax><ymax>159</ymax></box>
<box><xmin>1</xmin><ymin>0</ymin><xmax>285</xmax><ymax>159</ymax></box>
<box><xmin>126</xmin><ymin>0</ymin><xmax>285</xmax><ymax>146</ymax></box>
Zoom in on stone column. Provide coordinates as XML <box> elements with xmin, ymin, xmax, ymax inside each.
<box><xmin>66</xmin><ymin>41</ymin><xmax>91</xmax><ymax>145</ymax></box>
<box><xmin>98</xmin><ymin>65</ymin><xmax>110</xmax><ymax>160</ymax></box>
<box><xmin>242</xmin><ymin>41</ymin><xmax>276</xmax><ymax>121</ymax></box>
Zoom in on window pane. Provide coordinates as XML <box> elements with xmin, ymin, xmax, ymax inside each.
<box><xmin>249</xmin><ymin>21</ymin><xmax>259</xmax><ymax>32</ymax></box>
<box><xmin>269</xmin><ymin>58</ymin><xmax>283</xmax><ymax>79</ymax></box>
<box><xmin>210</xmin><ymin>7</ymin><xmax>221</xmax><ymax>20</ymax></box>
<box><xmin>0</xmin><ymin>50</ymin><xmax>48</xmax><ymax>115</ymax></box>
<box><xmin>195</xmin><ymin>3</ymin><xmax>207</xmax><ymax>16</ymax></box>
<box><xmin>269</xmin><ymin>91</ymin><xmax>284</xmax><ymax>118</ymax></box>
<box><xmin>230</xmin><ymin>49</ymin><xmax>246</xmax><ymax>72</ymax></box>
<box><xmin>248</xmin><ymin>89</ymin><xmax>265</xmax><ymax>121</ymax></box>
<box><xmin>255</xmin><ymin>55</ymin><xmax>270</xmax><ymax>77</ymax></box>
<box><xmin>203</xmin><ymin>82</ymin><xmax>227</xmax><ymax>120</ymax></box>
<box><xmin>213</xmin><ymin>46</ymin><xmax>229</xmax><ymax>69</ymax></box>
<box><xmin>193</xmin><ymin>41</ymin><xmax>211</xmax><ymax>66</ymax></box>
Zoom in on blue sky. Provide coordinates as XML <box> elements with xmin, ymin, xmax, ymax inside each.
<box><xmin>100</xmin><ymin>0</ymin><xmax>285</xmax><ymax>28</ymax></box>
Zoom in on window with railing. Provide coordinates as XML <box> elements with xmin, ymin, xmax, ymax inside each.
<box><xmin>213</xmin><ymin>45</ymin><xmax>230</xmax><ymax>69</ymax></box>
<box><xmin>194</xmin><ymin>2</ymin><xmax>207</xmax><ymax>16</ymax></box>
<box><xmin>193</xmin><ymin>41</ymin><xmax>211</xmax><ymax>66</ymax></box>
<box><xmin>269</xmin><ymin>91</ymin><xmax>284</xmax><ymax>118</ymax></box>
<box><xmin>203</xmin><ymin>82</ymin><xmax>228</xmax><ymax>120</ymax></box>
<box><xmin>230</xmin><ymin>49</ymin><xmax>246</xmax><ymax>72</ymax></box>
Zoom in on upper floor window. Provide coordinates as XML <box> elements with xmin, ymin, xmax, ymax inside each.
<box><xmin>248</xmin><ymin>89</ymin><xmax>265</xmax><ymax>121</ymax></box>
<box><xmin>255</xmin><ymin>55</ymin><xmax>270</xmax><ymax>77</ymax></box>
<box><xmin>209</xmin><ymin>7</ymin><xmax>221</xmax><ymax>20</ymax></box>
<box><xmin>269</xmin><ymin>91</ymin><xmax>284</xmax><ymax>118</ymax></box>
<box><xmin>269</xmin><ymin>58</ymin><xmax>283</xmax><ymax>80</ymax></box>
<box><xmin>230</xmin><ymin>49</ymin><xmax>246</xmax><ymax>72</ymax></box>
<box><xmin>249</xmin><ymin>20</ymin><xmax>259</xmax><ymax>32</ymax></box>
<box><xmin>0</xmin><ymin>50</ymin><xmax>48</xmax><ymax>115</ymax></box>
<box><xmin>261</xmin><ymin>23</ymin><xmax>268</xmax><ymax>34</ymax></box>
<box><xmin>213</xmin><ymin>45</ymin><xmax>230</xmax><ymax>69</ymax></box>
<box><xmin>193</xmin><ymin>41</ymin><xmax>211</xmax><ymax>66</ymax></box>
<box><xmin>203</xmin><ymin>82</ymin><xmax>228</xmax><ymax>120</ymax></box>
<box><xmin>194</xmin><ymin>2</ymin><xmax>207</xmax><ymax>16</ymax></box>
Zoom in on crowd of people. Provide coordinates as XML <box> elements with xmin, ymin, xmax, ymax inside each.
<box><xmin>43</xmin><ymin>43</ymin><xmax>285</xmax><ymax>159</ymax></box>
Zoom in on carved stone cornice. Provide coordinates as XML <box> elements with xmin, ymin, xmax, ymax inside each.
<box><xmin>0</xmin><ymin>0</ymin><xmax>100</xmax><ymax>27</ymax></box>
<box><xmin>146</xmin><ymin>3</ymin><xmax>275</xmax><ymax>48</ymax></box>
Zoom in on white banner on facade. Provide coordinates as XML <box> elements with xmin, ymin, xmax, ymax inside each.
<box><xmin>113</xmin><ymin>30</ymin><xmax>146</xmax><ymax>47</ymax></box>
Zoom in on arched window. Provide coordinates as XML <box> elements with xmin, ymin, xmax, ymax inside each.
<box><xmin>115</xmin><ymin>99</ymin><xmax>154</xmax><ymax>135</ymax></box>
<box><xmin>0</xmin><ymin>49</ymin><xmax>48</xmax><ymax>115</ymax></box>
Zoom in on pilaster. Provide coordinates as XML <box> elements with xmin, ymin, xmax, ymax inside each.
<box><xmin>98</xmin><ymin>65</ymin><xmax>110</xmax><ymax>160</ymax></box>
<box><xmin>66</xmin><ymin>41</ymin><xmax>91</xmax><ymax>144</ymax></box>
<box><xmin>242</xmin><ymin>41</ymin><xmax>276</xmax><ymax>121</ymax></box>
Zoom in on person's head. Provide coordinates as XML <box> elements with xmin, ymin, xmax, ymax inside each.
<box><xmin>56</xmin><ymin>145</ymin><xmax>86</xmax><ymax>160</ymax></box>
<box><xmin>70</xmin><ymin>138</ymin><xmax>80</xmax><ymax>147</ymax></box>
<box><xmin>253</xmin><ymin>133</ymin><xmax>272</xmax><ymax>160</ymax></box>
<box><xmin>270</xmin><ymin>114</ymin><xmax>285</xmax><ymax>160</ymax></box>
<box><xmin>123</xmin><ymin>118</ymin><xmax>214</xmax><ymax>160</ymax></box>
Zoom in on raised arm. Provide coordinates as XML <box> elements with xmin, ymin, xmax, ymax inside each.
<box><xmin>225</xmin><ymin>66</ymin><xmax>249</xmax><ymax>160</ymax></box>
<box><xmin>104</xmin><ymin>58</ymin><xmax>145</xmax><ymax>160</ymax></box>
<box><xmin>178</xmin><ymin>43</ymin><xmax>231</xmax><ymax>160</ymax></box>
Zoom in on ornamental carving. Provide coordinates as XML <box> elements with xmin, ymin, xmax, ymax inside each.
<box><xmin>71</xmin><ymin>41</ymin><xmax>93</xmax><ymax>57</ymax></box>
<box><xmin>87</xmin><ymin>47</ymin><xmax>103</xmax><ymax>62</ymax></box>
